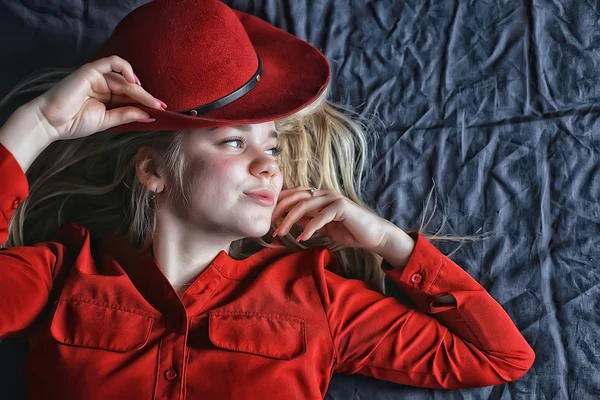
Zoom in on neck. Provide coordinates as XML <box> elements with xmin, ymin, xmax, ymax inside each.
<box><xmin>151</xmin><ymin>214</ymin><xmax>233</xmax><ymax>287</ymax></box>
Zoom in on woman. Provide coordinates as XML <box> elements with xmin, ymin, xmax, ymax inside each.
<box><xmin>0</xmin><ymin>0</ymin><xmax>534</xmax><ymax>399</ymax></box>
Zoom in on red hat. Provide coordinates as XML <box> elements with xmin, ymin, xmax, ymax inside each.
<box><xmin>92</xmin><ymin>0</ymin><xmax>330</xmax><ymax>132</ymax></box>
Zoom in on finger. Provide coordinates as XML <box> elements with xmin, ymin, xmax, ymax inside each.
<box><xmin>272</xmin><ymin>187</ymin><xmax>318</xmax><ymax>221</ymax></box>
<box><xmin>272</xmin><ymin>215</ymin><xmax>312</xmax><ymax>237</ymax></box>
<box><xmin>272</xmin><ymin>188</ymin><xmax>328</xmax><ymax>222</ymax></box>
<box><xmin>272</xmin><ymin>192</ymin><xmax>310</xmax><ymax>223</ymax></box>
<box><xmin>104</xmin><ymin>72</ymin><xmax>164</xmax><ymax>110</ymax></box>
<box><xmin>98</xmin><ymin>106</ymin><xmax>154</xmax><ymax>131</ymax></box>
<box><xmin>276</xmin><ymin>186</ymin><xmax>315</xmax><ymax>201</ymax></box>
<box><xmin>88</xmin><ymin>55</ymin><xmax>138</xmax><ymax>85</ymax></box>
<box><xmin>296</xmin><ymin>210</ymin><xmax>335</xmax><ymax>241</ymax></box>
<box><xmin>286</xmin><ymin>215</ymin><xmax>312</xmax><ymax>229</ymax></box>
<box><xmin>274</xmin><ymin>196</ymin><xmax>333</xmax><ymax>236</ymax></box>
<box><xmin>112</xmin><ymin>93</ymin><xmax>166</xmax><ymax>110</ymax></box>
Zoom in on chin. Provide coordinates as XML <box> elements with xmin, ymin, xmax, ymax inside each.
<box><xmin>240</xmin><ymin>224</ymin><xmax>272</xmax><ymax>239</ymax></box>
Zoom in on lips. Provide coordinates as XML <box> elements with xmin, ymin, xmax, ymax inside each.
<box><xmin>243</xmin><ymin>189</ymin><xmax>275</xmax><ymax>201</ymax></box>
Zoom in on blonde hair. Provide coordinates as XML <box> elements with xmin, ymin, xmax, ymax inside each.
<box><xmin>1</xmin><ymin>67</ymin><xmax>486</xmax><ymax>294</ymax></box>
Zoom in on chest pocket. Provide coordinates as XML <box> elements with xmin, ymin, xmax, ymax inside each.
<box><xmin>50</xmin><ymin>299</ymin><xmax>154</xmax><ymax>353</ymax></box>
<box><xmin>208</xmin><ymin>311</ymin><xmax>306</xmax><ymax>360</ymax></box>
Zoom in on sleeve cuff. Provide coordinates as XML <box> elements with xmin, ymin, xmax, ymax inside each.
<box><xmin>0</xmin><ymin>143</ymin><xmax>29</xmax><ymax>219</ymax></box>
<box><xmin>381</xmin><ymin>232</ymin><xmax>445</xmax><ymax>310</ymax></box>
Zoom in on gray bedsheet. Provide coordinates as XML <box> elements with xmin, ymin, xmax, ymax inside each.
<box><xmin>1</xmin><ymin>0</ymin><xmax>598</xmax><ymax>399</ymax></box>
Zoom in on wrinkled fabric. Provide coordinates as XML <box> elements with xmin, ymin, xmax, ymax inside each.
<box><xmin>0</xmin><ymin>143</ymin><xmax>532</xmax><ymax>398</ymax></box>
<box><xmin>0</xmin><ymin>0</ymin><xmax>598</xmax><ymax>399</ymax></box>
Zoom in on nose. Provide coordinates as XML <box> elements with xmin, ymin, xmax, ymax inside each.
<box><xmin>249</xmin><ymin>153</ymin><xmax>280</xmax><ymax>179</ymax></box>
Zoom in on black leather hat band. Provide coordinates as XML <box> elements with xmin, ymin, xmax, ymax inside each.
<box><xmin>179</xmin><ymin>54</ymin><xmax>263</xmax><ymax>116</ymax></box>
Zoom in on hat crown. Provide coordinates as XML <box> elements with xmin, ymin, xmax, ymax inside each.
<box><xmin>95</xmin><ymin>0</ymin><xmax>259</xmax><ymax>112</ymax></box>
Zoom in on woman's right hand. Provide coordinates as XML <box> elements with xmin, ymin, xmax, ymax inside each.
<box><xmin>30</xmin><ymin>55</ymin><xmax>165</xmax><ymax>141</ymax></box>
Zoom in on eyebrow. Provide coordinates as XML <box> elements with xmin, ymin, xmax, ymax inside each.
<box><xmin>211</xmin><ymin>124</ymin><xmax>278</xmax><ymax>139</ymax></box>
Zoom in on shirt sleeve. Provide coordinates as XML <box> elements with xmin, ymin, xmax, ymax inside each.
<box><xmin>0</xmin><ymin>143</ymin><xmax>67</xmax><ymax>339</ymax></box>
<box><xmin>313</xmin><ymin>232</ymin><xmax>535</xmax><ymax>389</ymax></box>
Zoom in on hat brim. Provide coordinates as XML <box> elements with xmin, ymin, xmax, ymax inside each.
<box><xmin>106</xmin><ymin>11</ymin><xmax>330</xmax><ymax>132</ymax></box>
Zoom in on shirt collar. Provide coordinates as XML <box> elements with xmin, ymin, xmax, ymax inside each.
<box><xmin>97</xmin><ymin>227</ymin><xmax>291</xmax><ymax>281</ymax></box>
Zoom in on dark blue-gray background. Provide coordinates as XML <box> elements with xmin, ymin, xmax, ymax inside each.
<box><xmin>1</xmin><ymin>0</ymin><xmax>599</xmax><ymax>399</ymax></box>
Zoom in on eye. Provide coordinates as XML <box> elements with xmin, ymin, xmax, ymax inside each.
<box><xmin>224</xmin><ymin>138</ymin><xmax>244</xmax><ymax>148</ymax></box>
<box><xmin>269</xmin><ymin>145</ymin><xmax>283</xmax><ymax>157</ymax></box>
<box><xmin>223</xmin><ymin>136</ymin><xmax>283</xmax><ymax>157</ymax></box>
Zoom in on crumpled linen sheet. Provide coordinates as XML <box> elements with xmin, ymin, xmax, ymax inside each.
<box><xmin>0</xmin><ymin>0</ymin><xmax>598</xmax><ymax>399</ymax></box>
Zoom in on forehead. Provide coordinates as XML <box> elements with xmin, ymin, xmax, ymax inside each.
<box><xmin>190</xmin><ymin>122</ymin><xmax>278</xmax><ymax>138</ymax></box>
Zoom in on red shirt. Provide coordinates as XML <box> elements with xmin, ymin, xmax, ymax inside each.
<box><xmin>0</xmin><ymin>143</ymin><xmax>534</xmax><ymax>399</ymax></box>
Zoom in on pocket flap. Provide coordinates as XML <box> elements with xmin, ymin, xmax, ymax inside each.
<box><xmin>50</xmin><ymin>300</ymin><xmax>154</xmax><ymax>353</ymax></box>
<box><xmin>208</xmin><ymin>311</ymin><xmax>306</xmax><ymax>359</ymax></box>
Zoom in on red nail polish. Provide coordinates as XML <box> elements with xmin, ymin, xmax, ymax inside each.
<box><xmin>133</xmin><ymin>73</ymin><xmax>141</xmax><ymax>85</ymax></box>
<box><xmin>137</xmin><ymin>118</ymin><xmax>156</xmax><ymax>123</ymax></box>
<box><xmin>156</xmin><ymin>99</ymin><xmax>167</xmax><ymax>109</ymax></box>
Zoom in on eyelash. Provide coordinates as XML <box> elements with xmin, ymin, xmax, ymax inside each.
<box><xmin>223</xmin><ymin>136</ymin><xmax>283</xmax><ymax>157</ymax></box>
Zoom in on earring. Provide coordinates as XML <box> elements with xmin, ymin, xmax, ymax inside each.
<box><xmin>150</xmin><ymin>187</ymin><xmax>157</xmax><ymax>200</ymax></box>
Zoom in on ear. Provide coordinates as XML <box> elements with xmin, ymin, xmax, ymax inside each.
<box><xmin>135</xmin><ymin>146</ymin><xmax>165</xmax><ymax>193</ymax></box>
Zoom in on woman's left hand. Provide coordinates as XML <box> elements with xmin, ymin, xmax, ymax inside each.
<box><xmin>270</xmin><ymin>186</ymin><xmax>397</xmax><ymax>250</ymax></box>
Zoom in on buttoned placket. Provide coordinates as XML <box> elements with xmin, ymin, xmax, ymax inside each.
<box><xmin>152</xmin><ymin>267</ymin><xmax>223</xmax><ymax>400</ymax></box>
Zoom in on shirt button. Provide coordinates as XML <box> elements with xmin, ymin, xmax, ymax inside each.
<box><xmin>12</xmin><ymin>198</ymin><xmax>20</xmax><ymax>209</ymax></box>
<box><xmin>410</xmin><ymin>273</ymin><xmax>422</xmax><ymax>284</ymax></box>
<box><xmin>164</xmin><ymin>368</ymin><xmax>178</xmax><ymax>380</ymax></box>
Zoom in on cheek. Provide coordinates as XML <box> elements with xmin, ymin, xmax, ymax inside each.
<box><xmin>200</xmin><ymin>157</ymin><xmax>246</xmax><ymax>182</ymax></box>
<box><xmin>184</xmin><ymin>157</ymin><xmax>246</xmax><ymax>198</ymax></box>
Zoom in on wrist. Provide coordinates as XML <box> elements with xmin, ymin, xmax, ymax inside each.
<box><xmin>0</xmin><ymin>102</ymin><xmax>54</xmax><ymax>173</ymax></box>
<box><xmin>26</xmin><ymin>97</ymin><xmax>61</xmax><ymax>142</ymax></box>
<box><xmin>374</xmin><ymin>223</ymin><xmax>416</xmax><ymax>270</ymax></box>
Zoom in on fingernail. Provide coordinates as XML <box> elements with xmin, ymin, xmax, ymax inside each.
<box><xmin>272</xmin><ymin>228</ymin><xmax>279</xmax><ymax>237</ymax></box>
<box><xmin>133</xmin><ymin>73</ymin><xmax>141</xmax><ymax>86</ymax></box>
<box><xmin>137</xmin><ymin>118</ymin><xmax>156</xmax><ymax>123</ymax></box>
<box><xmin>295</xmin><ymin>235</ymin><xmax>303</xmax><ymax>243</ymax></box>
<box><xmin>156</xmin><ymin>99</ymin><xmax>167</xmax><ymax>109</ymax></box>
